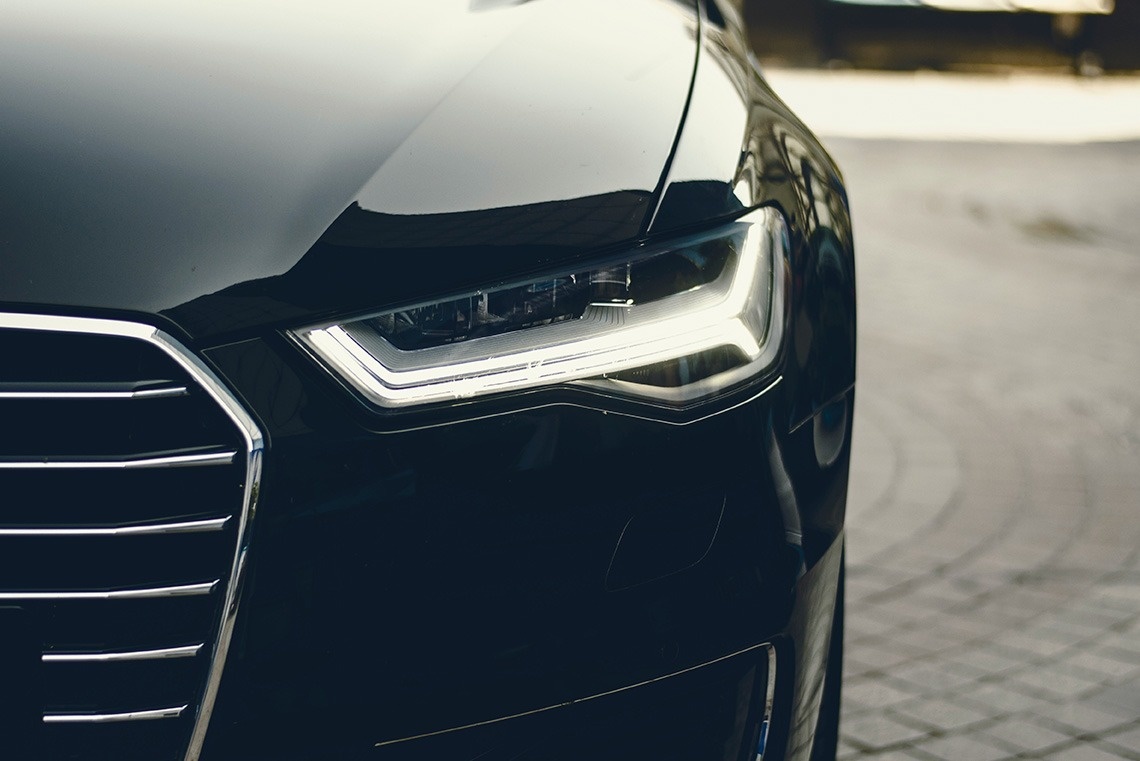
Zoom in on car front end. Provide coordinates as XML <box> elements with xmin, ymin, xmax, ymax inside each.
<box><xmin>0</xmin><ymin>1</ymin><xmax>854</xmax><ymax>759</ymax></box>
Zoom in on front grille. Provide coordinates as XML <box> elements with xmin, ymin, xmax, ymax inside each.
<box><xmin>0</xmin><ymin>314</ymin><xmax>262</xmax><ymax>761</ymax></box>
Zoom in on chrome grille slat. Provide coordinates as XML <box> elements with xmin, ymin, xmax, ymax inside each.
<box><xmin>0</xmin><ymin>382</ymin><xmax>188</xmax><ymax>399</ymax></box>
<box><xmin>43</xmin><ymin>645</ymin><xmax>204</xmax><ymax>663</ymax></box>
<box><xmin>0</xmin><ymin>312</ymin><xmax>264</xmax><ymax>761</ymax></box>
<box><xmin>0</xmin><ymin>517</ymin><xmax>230</xmax><ymax>537</ymax></box>
<box><xmin>44</xmin><ymin>706</ymin><xmax>188</xmax><ymax>724</ymax></box>
<box><xmin>0</xmin><ymin>581</ymin><xmax>218</xmax><ymax>601</ymax></box>
<box><xmin>0</xmin><ymin>450</ymin><xmax>237</xmax><ymax>470</ymax></box>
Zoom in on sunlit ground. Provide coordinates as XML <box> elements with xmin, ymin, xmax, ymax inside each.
<box><xmin>765</xmin><ymin>68</ymin><xmax>1140</xmax><ymax>760</ymax></box>
<box><xmin>765</xmin><ymin>68</ymin><xmax>1140</xmax><ymax>143</ymax></box>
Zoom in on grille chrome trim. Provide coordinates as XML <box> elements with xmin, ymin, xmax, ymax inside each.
<box><xmin>0</xmin><ymin>312</ymin><xmax>264</xmax><ymax>761</ymax></box>
<box><xmin>0</xmin><ymin>383</ymin><xmax>188</xmax><ymax>399</ymax></box>
<box><xmin>757</xmin><ymin>643</ymin><xmax>777</xmax><ymax>759</ymax></box>
<box><xmin>44</xmin><ymin>706</ymin><xmax>188</xmax><ymax>724</ymax></box>
<box><xmin>0</xmin><ymin>581</ymin><xmax>218</xmax><ymax>601</ymax></box>
<box><xmin>0</xmin><ymin>517</ymin><xmax>230</xmax><ymax>537</ymax></box>
<box><xmin>43</xmin><ymin>644</ymin><xmax>204</xmax><ymax>663</ymax></box>
<box><xmin>144</xmin><ymin>326</ymin><xmax>264</xmax><ymax>761</ymax></box>
<box><xmin>0</xmin><ymin>450</ymin><xmax>237</xmax><ymax>470</ymax></box>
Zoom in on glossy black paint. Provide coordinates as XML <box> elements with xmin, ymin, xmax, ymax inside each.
<box><xmin>165</xmin><ymin>193</ymin><xmax>658</xmax><ymax>344</ymax></box>
<box><xmin>197</xmin><ymin>334</ymin><xmax>850</xmax><ymax>761</ymax></box>
<box><xmin>0</xmin><ymin>0</ymin><xmax>695</xmax><ymax>343</ymax></box>
<box><xmin>0</xmin><ymin>0</ymin><xmax>855</xmax><ymax>759</ymax></box>
<box><xmin>653</xmin><ymin>0</ymin><xmax>856</xmax><ymax>436</ymax></box>
<box><xmin>0</xmin><ymin>607</ymin><xmax>40</xmax><ymax>754</ymax></box>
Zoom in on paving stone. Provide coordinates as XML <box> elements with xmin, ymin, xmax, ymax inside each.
<box><xmin>1096</xmin><ymin>635</ymin><xmax>1140</xmax><ymax>666</ymax></box>
<box><xmin>872</xmin><ymin>551</ymin><xmax>947</xmax><ymax>578</ymax></box>
<box><xmin>1082</xmin><ymin>594</ymin><xmax>1140</xmax><ymax>616</ymax></box>
<box><xmin>1054</xmin><ymin>605</ymin><xmax>1134</xmax><ymax>631</ymax></box>
<box><xmin>1085</xmin><ymin>683</ymin><xmax>1140</xmax><ymax>720</ymax></box>
<box><xmin>1032</xmin><ymin>617</ymin><xmax>1113</xmax><ymax>643</ymax></box>
<box><xmin>1096</xmin><ymin>586</ymin><xmax>1140</xmax><ymax>606</ymax></box>
<box><xmin>1011</xmin><ymin>666</ymin><xmax>1105</xmax><ymax>702</ymax></box>
<box><xmin>848</xmin><ymin>566</ymin><xmax>914</xmax><ymax>591</ymax></box>
<box><xmin>887</xmin><ymin>697</ymin><xmax>992</xmax><ymax>733</ymax></box>
<box><xmin>941</xmin><ymin>571</ymin><xmax>1005</xmax><ymax>598</ymax></box>
<box><xmin>1042</xmin><ymin>744</ymin><xmax>1137</xmax><ymax>761</ymax></box>
<box><xmin>958</xmin><ymin>682</ymin><xmax>1056</xmax><ymax>715</ymax></box>
<box><xmin>849</xmin><ymin>579</ymin><xmax>890</xmax><ymax>605</ymax></box>
<box><xmin>945</xmin><ymin>643</ymin><xmax>1037</xmax><ymax>676</ymax></box>
<box><xmin>1047</xmin><ymin>702</ymin><xmax>1137</xmax><ymax>737</ymax></box>
<box><xmin>886</xmin><ymin>750</ymin><xmax>949</xmax><ymax>761</ymax></box>
<box><xmin>910</xmin><ymin>733</ymin><xmax>1011</xmax><ymax>761</ymax></box>
<box><xmin>848</xmin><ymin>639</ymin><xmax>929</xmax><ymax>672</ymax></box>
<box><xmin>876</xmin><ymin>625</ymin><xmax>968</xmax><ymax>655</ymax></box>
<box><xmin>980</xmin><ymin>717</ymin><xmax>1073</xmax><ymax>754</ymax></box>
<box><xmin>849</xmin><ymin>613</ymin><xmax>902</xmax><ymax>640</ymax></box>
<box><xmin>886</xmin><ymin>661</ymin><xmax>984</xmax><ymax>695</ymax></box>
<box><xmin>990</xmin><ymin>631</ymin><xmax>1073</xmax><ymax>658</ymax></box>
<box><xmin>1099</xmin><ymin>725</ymin><xmax>1140</xmax><ymax>756</ymax></box>
<box><xmin>843</xmin><ymin>713</ymin><xmax>932</xmax><ymax>752</ymax></box>
<box><xmin>1058</xmin><ymin>652</ymin><xmax>1139</xmax><ymax>683</ymax></box>
<box><xmin>958</xmin><ymin>601</ymin><xmax>1040</xmax><ymax>631</ymax></box>
<box><xmin>858</xmin><ymin>597</ymin><xmax>935</xmax><ymax>630</ymax></box>
<box><xmin>843</xmin><ymin>678</ymin><xmax>919</xmax><ymax>713</ymax></box>
<box><xmin>925</xmin><ymin>611</ymin><xmax>1004</xmax><ymax>642</ymax></box>
<box><xmin>1058</xmin><ymin>546</ymin><xmax>1132</xmax><ymax>575</ymax></box>
<box><xmin>845</xmin><ymin>655</ymin><xmax>883</xmax><ymax>680</ymax></box>
<box><xmin>1091</xmin><ymin>743</ymin><xmax>1140</xmax><ymax>761</ymax></box>
<box><xmin>909</xmin><ymin>578</ymin><xmax>977</xmax><ymax>606</ymax></box>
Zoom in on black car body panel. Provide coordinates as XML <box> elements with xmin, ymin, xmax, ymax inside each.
<box><xmin>652</xmin><ymin>3</ymin><xmax>855</xmax><ymax>436</ymax></box>
<box><xmin>0</xmin><ymin>0</ymin><xmax>696</xmax><ymax>343</ymax></box>
<box><xmin>0</xmin><ymin>1</ymin><xmax>854</xmax><ymax>759</ymax></box>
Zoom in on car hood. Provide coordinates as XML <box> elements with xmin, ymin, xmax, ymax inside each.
<box><xmin>0</xmin><ymin>0</ymin><xmax>697</xmax><ymax>343</ymax></box>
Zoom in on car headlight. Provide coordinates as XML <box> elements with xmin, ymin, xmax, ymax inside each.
<box><xmin>290</xmin><ymin>207</ymin><xmax>787</xmax><ymax>410</ymax></box>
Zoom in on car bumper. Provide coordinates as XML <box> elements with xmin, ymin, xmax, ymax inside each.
<box><xmin>192</xmin><ymin>335</ymin><xmax>848</xmax><ymax>761</ymax></box>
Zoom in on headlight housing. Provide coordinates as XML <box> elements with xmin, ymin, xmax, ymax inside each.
<box><xmin>290</xmin><ymin>207</ymin><xmax>787</xmax><ymax>411</ymax></box>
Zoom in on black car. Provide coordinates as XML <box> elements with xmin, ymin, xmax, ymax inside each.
<box><xmin>0</xmin><ymin>1</ymin><xmax>855</xmax><ymax>759</ymax></box>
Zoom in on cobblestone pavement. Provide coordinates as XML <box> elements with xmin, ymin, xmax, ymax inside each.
<box><xmin>826</xmin><ymin>138</ymin><xmax>1140</xmax><ymax>761</ymax></box>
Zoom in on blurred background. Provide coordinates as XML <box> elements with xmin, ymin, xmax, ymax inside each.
<box><xmin>738</xmin><ymin>2</ymin><xmax>1140</xmax><ymax>760</ymax></box>
<box><xmin>747</xmin><ymin>0</ymin><xmax>1138</xmax><ymax>73</ymax></box>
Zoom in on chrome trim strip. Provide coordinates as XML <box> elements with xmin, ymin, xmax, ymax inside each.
<box><xmin>44</xmin><ymin>706</ymin><xmax>187</xmax><ymax>724</ymax></box>
<box><xmin>758</xmin><ymin>644</ymin><xmax>778</xmax><ymax>760</ymax></box>
<box><xmin>0</xmin><ymin>581</ymin><xmax>217</xmax><ymax>601</ymax></box>
<box><xmin>0</xmin><ymin>450</ymin><xmax>236</xmax><ymax>470</ymax></box>
<box><xmin>374</xmin><ymin>642</ymin><xmax>776</xmax><ymax>749</ymax></box>
<box><xmin>131</xmin><ymin>386</ymin><xmax>190</xmax><ymax>399</ymax></box>
<box><xmin>0</xmin><ymin>385</ymin><xmax>188</xmax><ymax>400</ymax></box>
<box><xmin>146</xmin><ymin>330</ymin><xmax>264</xmax><ymax>761</ymax></box>
<box><xmin>43</xmin><ymin>644</ymin><xmax>203</xmax><ymax>663</ymax></box>
<box><xmin>0</xmin><ymin>313</ymin><xmax>264</xmax><ymax>761</ymax></box>
<box><xmin>0</xmin><ymin>517</ymin><xmax>230</xmax><ymax>537</ymax></box>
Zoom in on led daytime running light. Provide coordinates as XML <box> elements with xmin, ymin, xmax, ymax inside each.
<box><xmin>292</xmin><ymin>207</ymin><xmax>787</xmax><ymax>409</ymax></box>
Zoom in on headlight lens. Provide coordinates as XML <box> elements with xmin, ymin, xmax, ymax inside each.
<box><xmin>291</xmin><ymin>207</ymin><xmax>787</xmax><ymax>409</ymax></box>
